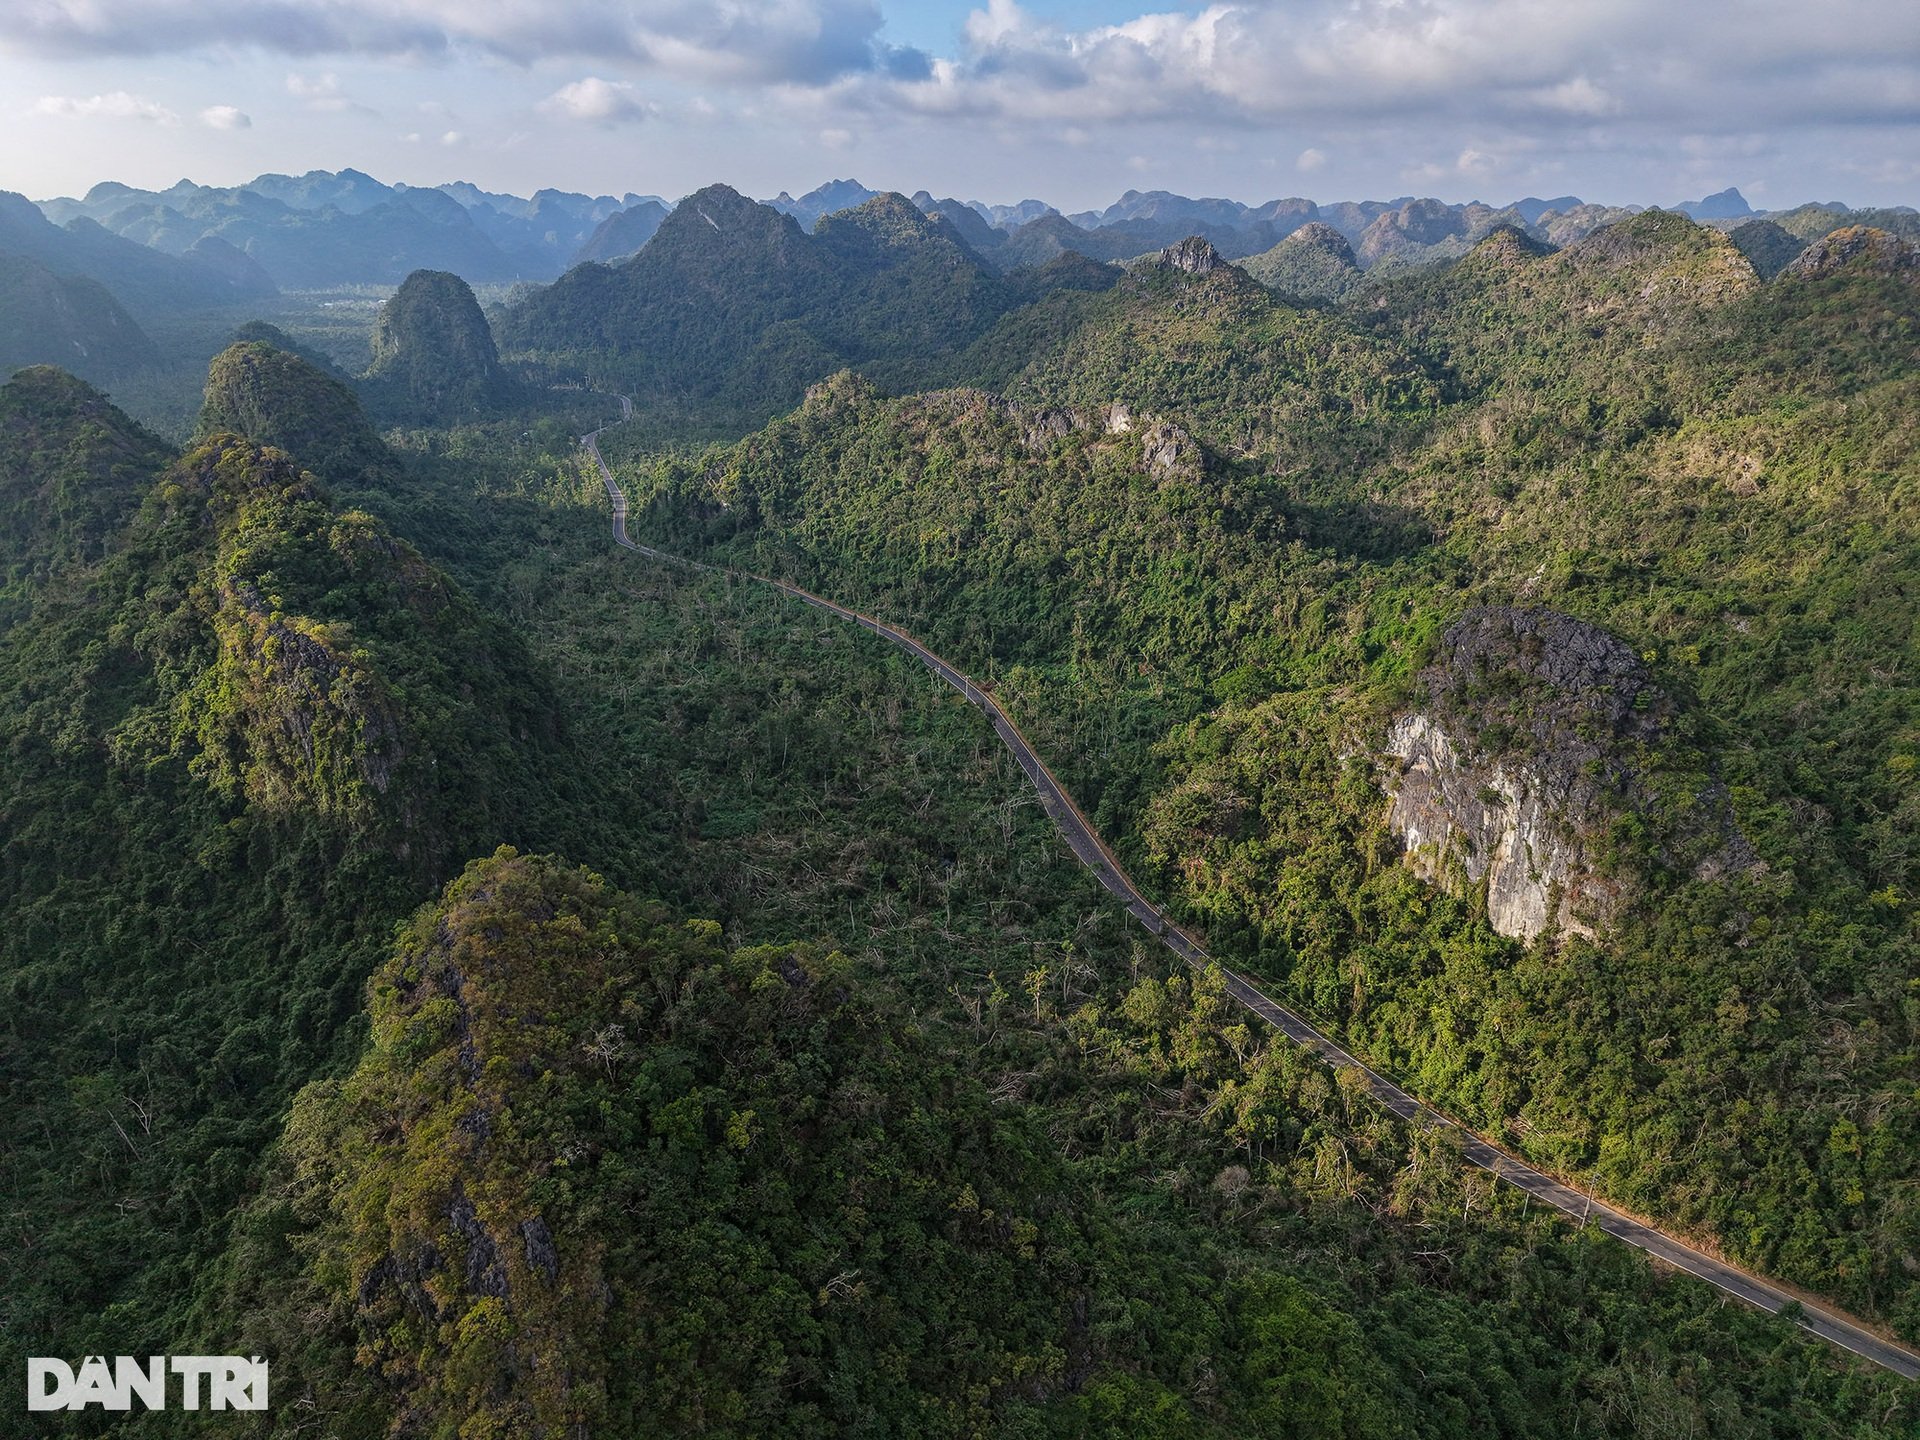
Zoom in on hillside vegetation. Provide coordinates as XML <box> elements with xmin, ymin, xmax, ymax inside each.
<box><xmin>0</xmin><ymin>376</ymin><xmax>618</xmax><ymax>1403</ymax></box>
<box><xmin>0</xmin><ymin>254</ymin><xmax>159</xmax><ymax>382</ymax></box>
<box><xmin>500</xmin><ymin>185</ymin><xmax>1032</xmax><ymax>436</ymax></box>
<box><xmin>627</xmin><ymin>212</ymin><xmax>1920</xmax><ymax>1333</ymax></box>
<box><xmin>362</xmin><ymin>269</ymin><xmax>514</xmax><ymax>424</ymax></box>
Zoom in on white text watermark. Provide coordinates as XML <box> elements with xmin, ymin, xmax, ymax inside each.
<box><xmin>27</xmin><ymin>1356</ymin><xmax>269</xmax><ymax>1412</ymax></box>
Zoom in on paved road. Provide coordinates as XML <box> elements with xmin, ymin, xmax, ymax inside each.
<box><xmin>580</xmin><ymin>411</ymin><xmax>1920</xmax><ymax>1383</ymax></box>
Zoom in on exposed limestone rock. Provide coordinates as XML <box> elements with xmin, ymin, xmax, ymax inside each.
<box><xmin>1379</xmin><ymin>606</ymin><xmax>1759</xmax><ymax>943</ymax></box>
<box><xmin>801</xmin><ymin>368</ymin><xmax>878</xmax><ymax>413</ymax></box>
<box><xmin>291</xmin><ymin>851</ymin><xmax>623</xmax><ymax>1434</ymax></box>
<box><xmin>1781</xmin><ymin>225</ymin><xmax>1919</xmax><ymax>281</ymax></box>
<box><xmin>1159</xmin><ymin>235</ymin><xmax>1226</xmax><ymax>275</ymax></box>
<box><xmin>1019</xmin><ymin>406</ymin><xmax>1076</xmax><ymax>449</ymax></box>
<box><xmin>1384</xmin><ymin>712</ymin><xmax>1625</xmax><ymax>942</ymax></box>
<box><xmin>1140</xmin><ymin>419</ymin><xmax>1199</xmax><ymax>477</ymax></box>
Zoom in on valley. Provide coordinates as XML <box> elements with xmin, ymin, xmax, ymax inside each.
<box><xmin>3</xmin><ymin>167</ymin><xmax>1918</xmax><ymax>1436</ymax></box>
<box><xmin>587</xmin><ymin>392</ymin><xmax>1920</xmax><ymax>1383</ymax></box>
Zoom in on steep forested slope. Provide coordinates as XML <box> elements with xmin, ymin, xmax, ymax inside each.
<box><xmin>198</xmin><ymin>340</ymin><xmax>392</xmax><ymax>481</ymax></box>
<box><xmin>0</xmin><ymin>375</ymin><xmax>610</xmax><ymax>1398</ymax></box>
<box><xmin>960</xmin><ymin>238</ymin><xmax>1438</xmax><ymax>475</ymax></box>
<box><xmin>361</xmin><ymin>268</ymin><xmax>514</xmax><ymax>424</ymax></box>
<box><xmin>204</xmin><ymin>553</ymin><xmax>1916</xmax><ymax>1439</ymax></box>
<box><xmin>6</xmin><ymin>196</ymin><xmax>1919</xmax><ymax>1438</ymax></box>
<box><xmin>1240</xmin><ymin>221</ymin><xmax>1364</xmax><ymax>300</ymax></box>
<box><xmin>0</xmin><ymin>366</ymin><xmax>172</xmax><ymax>624</ymax></box>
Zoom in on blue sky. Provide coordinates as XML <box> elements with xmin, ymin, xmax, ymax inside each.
<box><xmin>881</xmin><ymin>2</ymin><xmax>1124</xmax><ymax>51</ymax></box>
<box><xmin>3</xmin><ymin>1</ymin><xmax>1918</xmax><ymax>211</ymax></box>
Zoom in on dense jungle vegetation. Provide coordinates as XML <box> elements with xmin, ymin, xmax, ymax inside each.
<box><xmin>3</xmin><ymin>198</ymin><xmax>1918</xmax><ymax>1437</ymax></box>
<box><xmin>626</xmin><ymin>215</ymin><xmax>1920</xmax><ymax>1336</ymax></box>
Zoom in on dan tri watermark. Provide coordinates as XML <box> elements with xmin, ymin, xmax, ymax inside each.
<box><xmin>27</xmin><ymin>1356</ymin><xmax>269</xmax><ymax>1412</ymax></box>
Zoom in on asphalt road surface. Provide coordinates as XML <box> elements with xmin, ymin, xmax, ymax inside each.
<box><xmin>581</xmin><ymin>412</ymin><xmax>1920</xmax><ymax>1383</ymax></box>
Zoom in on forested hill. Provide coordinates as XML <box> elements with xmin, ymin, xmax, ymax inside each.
<box><xmin>0</xmin><ymin>365</ymin><xmax>617</xmax><ymax>1411</ymax></box>
<box><xmin>361</xmin><ymin>268</ymin><xmax>515</xmax><ymax>424</ymax></box>
<box><xmin>629</xmin><ymin>212</ymin><xmax>1920</xmax><ymax>1336</ymax></box>
<box><xmin>198</xmin><ymin>340</ymin><xmax>393</xmax><ymax>483</ymax></box>
<box><xmin>0</xmin><ymin>255</ymin><xmax>159</xmax><ymax>384</ymax></box>
<box><xmin>0</xmin><ymin>365</ymin><xmax>171</xmax><ymax>624</ymax></box>
<box><xmin>496</xmin><ymin>184</ymin><xmax>1025</xmax><ymax>434</ymax></box>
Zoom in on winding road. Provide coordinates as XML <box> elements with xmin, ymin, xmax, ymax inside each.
<box><xmin>581</xmin><ymin>405</ymin><xmax>1920</xmax><ymax>1383</ymax></box>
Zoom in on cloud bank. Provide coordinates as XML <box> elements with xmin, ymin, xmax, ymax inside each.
<box><xmin>0</xmin><ymin>0</ymin><xmax>909</xmax><ymax>84</ymax></box>
<box><xmin>5</xmin><ymin>0</ymin><xmax>1915</xmax><ymax>139</ymax></box>
<box><xmin>5</xmin><ymin>1</ymin><xmax>1919</xmax><ymax>204</ymax></box>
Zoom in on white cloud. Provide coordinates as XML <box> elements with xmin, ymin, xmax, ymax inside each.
<box><xmin>1529</xmin><ymin>76</ymin><xmax>1618</xmax><ymax>117</ymax></box>
<box><xmin>964</xmin><ymin>0</ymin><xmax>1029</xmax><ymax>49</ymax></box>
<box><xmin>0</xmin><ymin>0</ymin><xmax>906</xmax><ymax>85</ymax></box>
<box><xmin>851</xmin><ymin>0</ymin><xmax>1920</xmax><ymax>141</ymax></box>
<box><xmin>6</xmin><ymin>0</ymin><xmax>1920</xmax><ymax>208</ymax></box>
<box><xmin>33</xmin><ymin>90</ymin><xmax>179</xmax><ymax>123</ymax></box>
<box><xmin>4</xmin><ymin>0</ymin><xmax>1917</xmax><ymax>139</ymax></box>
<box><xmin>538</xmin><ymin>76</ymin><xmax>655</xmax><ymax>125</ymax></box>
<box><xmin>1838</xmin><ymin>154</ymin><xmax>1920</xmax><ymax>187</ymax></box>
<box><xmin>440</xmin><ymin>129</ymin><xmax>464</xmax><ymax>145</ymax></box>
<box><xmin>200</xmin><ymin>104</ymin><xmax>251</xmax><ymax>129</ymax></box>
<box><xmin>1405</xmin><ymin>145</ymin><xmax>1504</xmax><ymax>183</ymax></box>
<box><xmin>287</xmin><ymin>71</ymin><xmax>351</xmax><ymax>111</ymax></box>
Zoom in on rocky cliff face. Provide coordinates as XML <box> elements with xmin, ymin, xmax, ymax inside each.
<box><xmin>1379</xmin><ymin>607</ymin><xmax>1757</xmax><ymax>942</ymax></box>
<box><xmin>906</xmin><ymin>388</ymin><xmax>1207</xmax><ymax>480</ymax></box>
<box><xmin>1384</xmin><ymin>711</ymin><xmax>1626</xmax><ymax>941</ymax></box>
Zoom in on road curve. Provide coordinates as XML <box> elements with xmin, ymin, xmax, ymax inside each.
<box><xmin>579</xmin><ymin>413</ymin><xmax>1920</xmax><ymax>1383</ymax></box>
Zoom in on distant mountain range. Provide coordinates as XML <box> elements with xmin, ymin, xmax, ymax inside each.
<box><xmin>3</xmin><ymin>166</ymin><xmax>1918</xmax><ymax>390</ymax></box>
<box><xmin>32</xmin><ymin>168</ymin><xmax>668</xmax><ymax>289</ymax></box>
<box><xmin>19</xmin><ymin>168</ymin><xmax>1920</xmax><ymax>299</ymax></box>
<box><xmin>752</xmin><ymin>178</ymin><xmax>1918</xmax><ymax>281</ymax></box>
<box><xmin>496</xmin><ymin>183</ymin><xmax>1054</xmax><ymax>433</ymax></box>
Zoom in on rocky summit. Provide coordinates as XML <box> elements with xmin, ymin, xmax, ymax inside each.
<box><xmin>1781</xmin><ymin>224</ymin><xmax>1920</xmax><ymax>279</ymax></box>
<box><xmin>1158</xmin><ymin>234</ymin><xmax>1227</xmax><ymax>274</ymax></box>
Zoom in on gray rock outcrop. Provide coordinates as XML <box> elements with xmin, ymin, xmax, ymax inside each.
<box><xmin>1384</xmin><ymin>711</ymin><xmax>1625</xmax><ymax>941</ymax></box>
<box><xmin>1379</xmin><ymin>606</ymin><xmax>1758</xmax><ymax>943</ymax></box>
<box><xmin>1159</xmin><ymin>235</ymin><xmax>1226</xmax><ymax>275</ymax></box>
<box><xmin>1780</xmin><ymin>225</ymin><xmax>1919</xmax><ymax>281</ymax></box>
